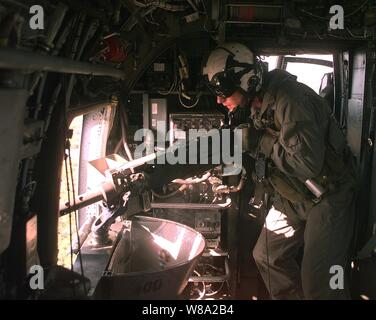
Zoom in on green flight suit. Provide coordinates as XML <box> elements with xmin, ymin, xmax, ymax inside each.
<box><xmin>249</xmin><ymin>69</ymin><xmax>356</xmax><ymax>300</ymax></box>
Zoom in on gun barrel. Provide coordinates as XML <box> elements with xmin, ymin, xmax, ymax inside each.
<box><xmin>59</xmin><ymin>188</ymin><xmax>104</xmax><ymax>215</ymax></box>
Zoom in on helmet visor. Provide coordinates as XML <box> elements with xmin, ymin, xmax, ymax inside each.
<box><xmin>206</xmin><ymin>63</ymin><xmax>254</xmax><ymax>98</ymax></box>
<box><xmin>207</xmin><ymin>72</ymin><xmax>237</xmax><ymax>98</ymax></box>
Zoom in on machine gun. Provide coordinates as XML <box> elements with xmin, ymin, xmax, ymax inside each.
<box><xmin>59</xmin><ymin>130</ymin><xmax>242</xmax><ymax>247</ymax></box>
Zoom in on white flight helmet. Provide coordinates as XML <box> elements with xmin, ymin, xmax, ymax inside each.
<box><xmin>202</xmin><ymin>42</ymin><xmax>263</xmax><ymax>98</ymax></box>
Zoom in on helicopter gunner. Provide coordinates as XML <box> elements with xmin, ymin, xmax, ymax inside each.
<box><xmin>203</xmin><ymin>42</ymin><xmax>356</xmax><ymax>299</ymax></box>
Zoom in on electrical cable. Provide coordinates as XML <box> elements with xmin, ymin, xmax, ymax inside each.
<box><xmin>173</xmin><ymin>171</ymin><xmax>211</xmax><ymax>184</ymax></box>
<box><xmin>263</xmin><ymin>193</ymin><xmax>272</xmax><ymax>298</ymax></box>
<box><xmin>200</xmin><ymin>0</ymin><xmax>217</xmax><ymax>40</ymax></box>
<box><xmin>346</xmin><ymin>27</ymin><xmax>368</xmax><ymax>39</ymax></box>
<box><xmin>152</xmin><ymin>185</ymin><xmax>186</xmax><ymax>199</ymax></box>
<box><xmin>157</xmin><ymin>46</ymin><xmax>178</xmax><ymax>95</ymax></box>
<box><xmin>192</xmin><ymin>270</ymin><xmax>206</xmax><ymax>300</ymax></box>
<box><xmin>286</xmin><ymin>27</ymin><xmax>369</xmax><ymax>41</ymax></box>
<box><xmin>67</xmin><ymin>140</ymin><xmax>88</xmax><ymax>295</ymax></box>
<box><xmin>0</xmin><ymin>0</ymin><xmax>29</xmax><ymax>10</ymax></box>
<box><xmin>63</xmin><ymin>143</ymin><xmax>75</xmax><ymax>297</ymax></box>
<box><xmin>144</xmin><ymin>13</ymin><xmax>160</xmax><ymax>26</ymax></box>
<box><xmin>299</xmin><ymin>1</ymin><xmax>370</xmax><ymax>23</ymax></box>
<box><xmin>187</xmin><ymin>0</ymin><xmax>199</xmax><ymax>12</ymax></box>
<box><xmin>345</xmin><ymin>0</ymin><xmax>369</xmax><ymax>18</ymax></box>
<box><xmin>133</xmin><ymin>0</ymin><xmax>148</xmax><ymax>7</ymax></box>
<box><xmin>62</xmin><ymin>74</ymin><xmax>87</xmax><ymax>297</ymax></box>
<box><xmin>192</xmin><ymin>263</ymin><xmax>227</xmax><ymax>298</ymax></box>
<box><xmin>157</xmin><ymin>70</ymin><xmax>178</xmax><ymax>95</ymax></box>
<box><xmin>174</xmin><ymin>48</ymin><xmax>201</xmax><ymax>108</ymax></box>
<box><xmin>60</xmin><ymin>19</ymin><xmax>95</xmax><ymax>289</ymax></box>
<box><xmin>265</xmin><ymin>217</ymin><xmax>272</xmax><ymax>298</ymax></box>
<box><xmin>178</xmin><ymin>81</ymin><xmax>201</xmax><ymax>108</ymax></box>
<box><xmin>299</xmin><ymin>9</ymin><xmax>329</xmax><ymax>21</ymax></box>
<box><xmin>133</xmin><ymin>0</ymin><xmax>187</xmax><ymax>11</ymax></box>
<box><xmin>204</xmin><ymin>282</ymin><xmax>225</xmax><ymax>296</ymax></box>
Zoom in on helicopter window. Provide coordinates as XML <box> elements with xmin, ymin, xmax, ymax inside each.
<box><xmin>283</xmin><ymin>54</ymin><xmax>333</xmax><ymax>93</ymax></box>
<box><xmin>58</xmin><ymin>115</ymin><xmax>83</xmax><ymax>267</ymax></box>
<box><xmin>57</xmin><ymin>105</ymin><xmax>116</xmax><ymax>268</ymax></box>
<box><xmin>262</xmin><ymin>56</ymin><xmax>279</xmax><ymax>71</ymax></box>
